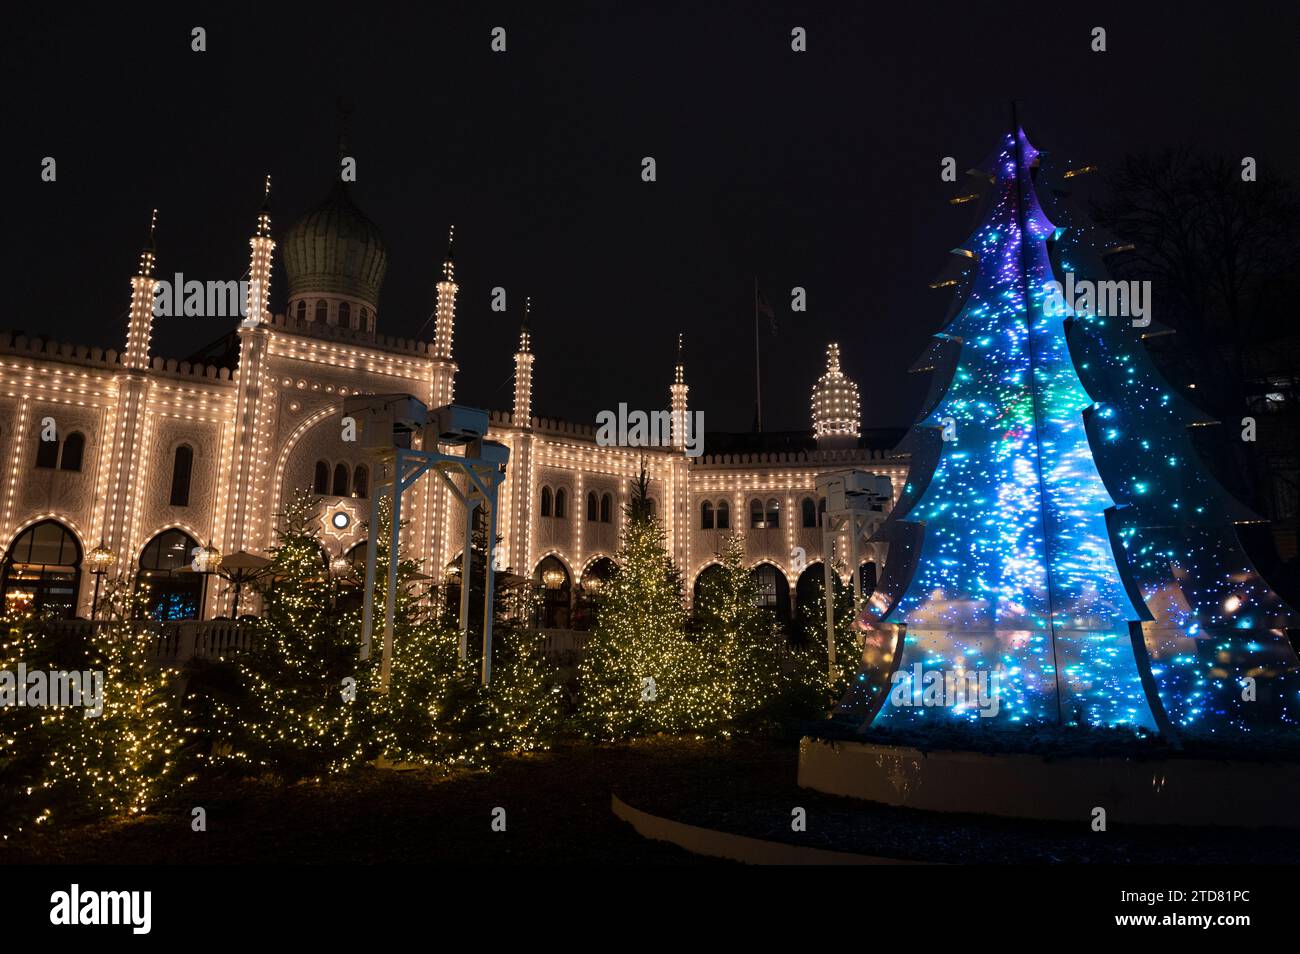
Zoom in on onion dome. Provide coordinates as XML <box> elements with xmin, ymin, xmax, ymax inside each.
<box><xmin>282</xmin><ymin>182</ymin><xmax>388</xmax><ymax>311</ymax></box>
<box><xmin>812</xmin><ymin>342</ymin><xmax>861</xmax><ymax>442</ymax></box>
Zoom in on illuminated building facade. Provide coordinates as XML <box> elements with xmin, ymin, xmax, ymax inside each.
<box><xmin>0</xmin><ymin>179</ymin><xmax>904</xmax><ymax>626</ymax></box>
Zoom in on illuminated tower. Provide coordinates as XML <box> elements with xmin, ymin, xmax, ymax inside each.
<box><xmin>123</xmin><ymin>210</ymin><xmax>158</xmax><ymax>371</ymax></box>
<box><xmin>811</xmin><ymin>342</ymin><xmax>861</xmax><ymax>448</ymax></box>
<box><xmin>245</xmin><ymin>176</ymin><xmax>275</xmax><ymax>325</ymax></box>
<box><xmin>667</xmin><ymin>333</ymin><xmax>691</xmax><ymax>576</ymax></box>
<box><xmin>513</xmin><ymin>297</ymin><xmax>534</xmax><ymax>425</ymax></box>
<box><xmin>102</xmin><ymin>211</ymin><xmax>159</xmax><ymax>588</ymax></box>
<box><xmin>670</xmin><ymin>333</ymin><xmax>689</xmax><ymax>450</ymax></box>
<box><xmin>507</xmin><ymin>298</ymin><xmax>536</xmax><ymax>576</ymax></box>
<box><xmin>433</xmin><ymin>225</ymin><xmax>458</xmax><ymax>361</ymax></box>
<box><xmin>224</xmin><ymin>184</ymin><xmax>278</xmax><ymax>578</ymax></box>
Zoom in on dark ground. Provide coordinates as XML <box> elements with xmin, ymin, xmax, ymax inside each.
<box><xmin>3</xmin><ymin>738</ymin><xmax>1297</xmax><ymax>864</ymax></box>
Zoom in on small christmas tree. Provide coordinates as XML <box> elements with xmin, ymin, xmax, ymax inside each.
<box><xmin>694</xmin><ymin>533</ymin><xmax>780</xmax><ymax>729</ymax></box>
<box><xmin>371</xmin><ymin>497</ymin><xmax>560</xmax><ymax>766</ymax></box>
<box><xmin>579</xmin><ymin>467</ymin><xmax>699</xmax><ymax>737</ymax></box>
<box><xmin>2</xmin><ymin>584</ymin><xmax>185</xmax><ymax>834</ymax></box>
<box><xmin>795</xmin><ymin>561</ymin><xmax>860</xmax><ymax>699</ymax></box>
<box><xmin>204</xmin><ymin>494</ymin><xmax>372</xmax><ymax>779</ymax></box>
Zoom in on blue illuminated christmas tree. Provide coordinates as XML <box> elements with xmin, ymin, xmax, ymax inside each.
<box><xmin>844</xmin><ymin>125</ymin><xmax>1300</xmax><ymax>737</ymax></box>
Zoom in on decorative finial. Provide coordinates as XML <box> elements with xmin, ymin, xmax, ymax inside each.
<box><xmin>676</xmin><ymin>332</ymin><xmax>684</xmax><ymax>362</ymax></box>
<box><xmin>335</xmin><ymin>97</ymin><xmax>355</xmax><ymax>173</ymax></box>
<box><xmin>264</xmin><ymin>174</ymin><xmax>272</xmax><ymax>199</ymax></box>
<box><xmin>148</xmin><ymin>208</ymin><xmax>158</xmax><ymax>248</ymax></box>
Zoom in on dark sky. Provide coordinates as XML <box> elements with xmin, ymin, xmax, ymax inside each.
<box><xmin>6</xmin><ymin>1</ymin><xmax>1298</xmax><ymax>433</ymax></box>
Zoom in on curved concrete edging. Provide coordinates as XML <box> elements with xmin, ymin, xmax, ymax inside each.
<box><xmin>798</xmin><ymin>736</ymin><xmax>1300</xmax><ymax>828</ymax></box>
<box><xmin>610</xmin><ymin>793</ymin><xmax>921</xmax><ymax>865</ymax></box>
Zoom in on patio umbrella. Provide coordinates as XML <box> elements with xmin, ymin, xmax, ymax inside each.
<box><xmin>217</xmin><ymin>551</ymin><xmax>272</xmax><ymax>618</ymax></box>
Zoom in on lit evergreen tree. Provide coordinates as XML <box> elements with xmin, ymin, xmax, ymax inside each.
<box><xmin>579</xmin><ymin>468</ymin><xmax>699</xmax><ymax>737</ymax></box>
<box><xmin>1</xmin><ymin>584</ymin><xmax>186</xmax><ymax>834</ymax></box>
<box><xmin>794</xmin><ymin>562</ymin><xmax>861</xmax><ymax>701</ymax></box>
<box><xmin>694</xmin><ymin>533</ymin><xmax>779</xmax><ymax>729</ymax></box>
<box><xmin>201</xmin><ymin>494</ymin><xmax>373</xmax><ymax>779</ymax></box>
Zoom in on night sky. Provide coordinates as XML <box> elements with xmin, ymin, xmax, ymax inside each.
<box><xmin>7</xmin><ymin>1</ymin><xmax>1298</xmax><ymax>434</ymax></box>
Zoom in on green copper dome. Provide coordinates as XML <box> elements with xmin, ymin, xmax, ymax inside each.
<box><xmin>283</xmin><ymin>183</ymin><xmax>388</xmax><ymax>308</ymax></box>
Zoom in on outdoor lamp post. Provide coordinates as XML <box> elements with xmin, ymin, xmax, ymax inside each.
<box><xmin>88</xmin><ymin>541</ymin><xmax>114</xmax><ymax>620</ymax></box>
<box><xmin>194</xmin><ymin>541</ymin><xmax>222</xmax><ymax>621</ymax></box>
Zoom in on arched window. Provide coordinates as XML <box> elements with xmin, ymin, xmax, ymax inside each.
<box><xmin>801</xmin><ymin>497</ymin><xmax>817</xmax><ymax>528</ymax></box>
<box><xmin>716</xmin><ymin>499</ymin><xmax>730</xmax><ymax>530</ymax></box>
<box><xmin>766</xmin><ymin>498</ymin><xmax>781</xmax><ymax>528</ymax></box>
<box><xmin>1</xmin><ymin>520</ymin><xmax>81</xmax><ymax>619</ymax></box>
<box><xmin>554</xmin><ymin>488</ymin><xmax>567</xmax><ymax>519</ymax></box>
<box><xmin>59</xmin><ymin>432</ymin><xmax>85</xmax><ymax>472</ymax></box>
<box><xmin>749</xmin><ymin>498</ymin><xmax>763</xmax><ymax>528</ymax></box>
<box><xmin>139</xmin><ymin>528</ymin><xmax>202</xmax><ymax>622</ymax></box>
<box><xmin>700</xmin><ymin>500</ymin><xmax>714</xmax><ymax>529</ymax></box>
<box><xmin>295</xmin><ymin>300</ymin><xmax>307</xmax><ymax>322</ymax></box>
<box><xmin>360</xmin><ymin>306</ymin><xmax>370</xmax><ymax>331</ymax></box>
<box><xmin>540</xmin><ymin>486</ymin><xmax>553</xmax><ymax>518</ymax></box>
<box><xmin>587</xmin><ymin>491</ymin><xmax>598</xmax><ymax>521</ymax></box>
<box><xmin>338</xmin><ymin>301</ymin><xmax>351</xmax><ymax>329</ymax></box>
<box><xmin>315</xmin><ymin>300</ymin><xmax>328</xmax><ymax>323</ymax></box>
<box><xmin>332</xmin><ymin>463</ymin><xmax>350</xmax><ymax>497</ymax></box>
<box><xmin>600</xmin><ymin>493</ymin><xmax>612</xmax><ymax>523</ymax></box>
<box><xmin>35</xmin><ymin>434</ymin><xmax>58</xmax><ymax>469</ymax></box>
<box><xmin>749</xmin><ymin>563</ymin><xmax>791</xmax><ymax>618</ymax></box>
<box><xmin>313</xmin><ymin>461</ymin><xmax>329</xmax><ymax>494</ymax></box>
<box><xmin>352</xmin><ymin>464</ymin><xmax>368</xmax><ymax>499</ymax></box>
<box><xmin>170</xmin><ymin>445</ymin><xmax>193</xmax><ymax>507</ymax></box>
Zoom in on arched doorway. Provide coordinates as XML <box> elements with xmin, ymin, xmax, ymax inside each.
<box><xmin>534</xmin><ymin>555</ymin><xmax>572</xmax><ymax>629</ymax></box>
<box><xmin>138</xmin><ymin>529</ymin><xmax>202</xmax><ymax>621</ymax></box>
<box><xmin>576</xmin><ymin>556</ymin><xmax>617</xmax><ymax>630</ymax></box>
<box><xmin>749</xmin><ymin>563</ymin><xmax>791</xmax><ymax>621</ymax></box>
<box><xmin>1</xmin><ymin>520</ymin><xmax>81</xmax><ymax>618</ymax></box>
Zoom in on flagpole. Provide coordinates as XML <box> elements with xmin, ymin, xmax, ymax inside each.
<box><xmin>754</xmin><ymin>277</ymin><xmax>763</xmax><ymax>433</ymax></box>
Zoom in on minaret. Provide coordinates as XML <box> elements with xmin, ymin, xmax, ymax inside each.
<box><xmin>667</xmin><ymin>333</ymin><xmax>691</xmax><ymax>596</ymax></box>
<box><xmin>513</xmin><ymin>297</ymin><xmax>534</xmax><ymax>425</ymax></box>
<box><xmin>123</xmin><ymin>210</ymin><xmax>158</xmax><ymax>370</ymax></box>
<box><xmin>670</xmin><ymin>332</ymin><xmax>689</xmax><ymax>450</ymax></box>
<box><xmin>102</xmin><ymin>210</ymin><xmax>159</xmax><ymax>605</ymax></box>
<box><xmin>433</xmin><ymin>225</ymin><xmax>457</xmax><ymax>360</ymax></box>
<box><xmin>224</xmin><ymin>181</ymin><xmax>278</xmax><ymax>577</ymax></box>
<box><xmin>244</xmin><ymin>175</ymin><xmax>275</xmax><ymax>326</ymax></box>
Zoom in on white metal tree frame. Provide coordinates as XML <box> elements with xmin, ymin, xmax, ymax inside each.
<box><xmin>816</xmin><ymin>469</ymin><xmax>892</xmax><ymax>681</ymax></box>
<box><xmin>345</xmin><ymin>394</ymin><xmax>510</xmax><ymax>688</ymax></box>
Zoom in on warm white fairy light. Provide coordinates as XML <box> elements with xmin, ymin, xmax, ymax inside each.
<box><xmin>0</xmin><ymin>184</ymin><xmax>910</xmax><ymax>628</ymax></box>
<box><xmin>811</xmin><ymin>342</ymin><xmax>861</xmax><ymax>440</ymax></box>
